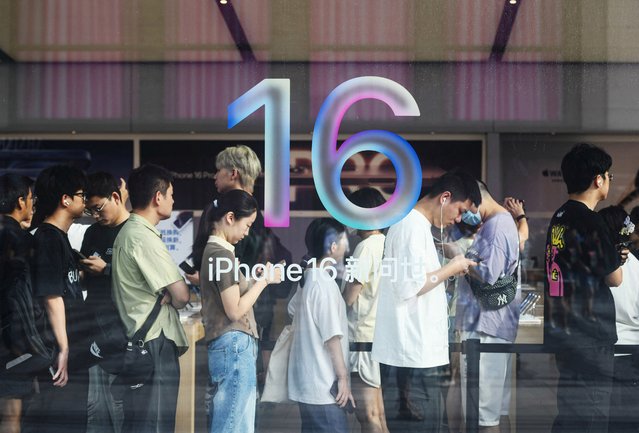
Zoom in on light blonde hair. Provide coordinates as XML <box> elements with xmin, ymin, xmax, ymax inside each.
<box><xmin>215</xmin><ymin>145</ymin><xmax>262</xmax><ymax>190</ymax></box>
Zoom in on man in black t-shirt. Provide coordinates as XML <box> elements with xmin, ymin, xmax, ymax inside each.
<box><xmin>80</xmin><ymin>172</ymin><xmax>130</xmax><ymax>433</ymax></box>
<box><xmin>22</xmin><ymin>165</ymin><xmax>89</xmax><ymax>433</ymax></box>
<box><xmin>0</xmin><ymin>174</ymin><xmax>35</xmax><ymax>432</ymax></box>
<box><xmin>544</xmin><ymin>144</ymin><xmax>625</xmax><ymax>433</ymax></box>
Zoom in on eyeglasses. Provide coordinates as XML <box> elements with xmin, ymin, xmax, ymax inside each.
<box><xmin>595</xmin><ymin>173</ymin><xmax>614</xmax><ymax>183</ymax></box>
<box><xmin>83</xmin><ymin>197</ymin><xmax>110</xmax><ymax>217</ymax></box>
<box><xmin>72</xmin><ymin>191</ymin><xmax>87</xmax><ymax>203</ymax></box>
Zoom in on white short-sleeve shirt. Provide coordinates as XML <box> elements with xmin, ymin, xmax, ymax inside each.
<box><xmin>612</xmin><ymin>253</ymin><xmax>639</xmax><ymax>349</ymax></box>
<box><xmin>372</xmin><ymin>209</ymin><xmax>449</xmax><ymax>368</ymax></box>
<box><xmin>288</xmin><ymin>267</ymin><xmax>349</xmax><ymax>404</ymax></box>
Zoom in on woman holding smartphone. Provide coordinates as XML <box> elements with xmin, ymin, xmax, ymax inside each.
<box><xmin>192</xmin><ymin>189</ymin><xmax>282</xmax><ymax>433</ymax></box>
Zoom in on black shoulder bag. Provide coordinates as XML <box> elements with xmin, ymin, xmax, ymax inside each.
<box><xmin>467</xmin><ymin>271</ymin><xmax>518</xmax><ymax>310</ymax></box>
<box><xmin>111</xmin><ymin>296</ymin><xmax>164</xmax><ymax>398</ymax></box>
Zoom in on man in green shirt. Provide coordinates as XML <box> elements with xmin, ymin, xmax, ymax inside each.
<box><xmin>112</xmin><ymin>164</ymin><xmax>189</xmax><ymax>433</ymax></box>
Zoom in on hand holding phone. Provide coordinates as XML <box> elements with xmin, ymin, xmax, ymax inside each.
<box><xmin>330</xmin><ymin>380</ymin><xmax>355</xmax><ymax>413</ymax></box>
<box><xmin>618</xmin><ymin>245</ymin><xmax>630</xmax><ymax>266</ymax></box>
<box><xmin>179</xmin><ymin>258</ymin><xmax>197</xmax><ymax>275</ymax></box>
<box><xmin>72</xmin><ymin>249</ymin><xmax>88</xmax><ymax>261</ymax></box>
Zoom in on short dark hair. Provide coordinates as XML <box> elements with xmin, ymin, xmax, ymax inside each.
<box><xmin>33</xmin><ymin>165</ymin><xmax>87</xmax><ymax>225</ymax></box>
<box><xmin>86</xmin><ymin>172</ymin><xmax>120</xmax><ymax>200</ymax></box>
<box><xmin>349</xmin><ymin>187</ymin><xmax>388</xmax><ymax>231</ymax></box>
<box><xmin>561</xmin><ymin>143</ymin><xmax>612</xmax><ymax>194</ymax></box>
<box><xmin>427</xmin><ymin>170</ymin><xmax>482</xmax><ymax>207</ymax></box>
<box><xmin>598</xmin><ymin>205</ymin><xmax>629</xmax><ymax>245</ymax></box>
<box><xmin>128</xmin><ymin>164</ymin><xmax>173</xmax><ymax>210</ymax></box>
<box><xmin>305</xmin><ymin>218</ymin><xmax>346</xmax><ymax>260</ymax></box>
<box><xmin>349</xmin><ymin>187</ymin><xmax>386</xmax><ymax>209</ymax></box>
<box><xmin>0</xmin><ymin>174</ymin><xmax>33</xmax><ymax>214</ymax></box>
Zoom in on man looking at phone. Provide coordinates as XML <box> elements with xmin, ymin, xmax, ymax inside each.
<box><xmin>372</xmin><ymin>171</ymin><xmax>481</xmax><ymax>432</ymax></box>
<box><xmin>112</xmin><ymin>164</ymin><xmax>189</xmax><ymax>433</ymax></box>
<box><xmin>455</xmin><ymin>181</ymin><xmax>520</xmax><ymax>433</ymax></box>
<box><xmin>79</xmin><ymin>172</ymin><xmax>130</xmax><ymax>433</ymax></box>
<box><xmin>544</xmin><ymin>144</ymin><xmax>624</xmax><ymax>433</ymax></box>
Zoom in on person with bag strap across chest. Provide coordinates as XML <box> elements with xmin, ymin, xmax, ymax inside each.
<box><xmin>111</xmin><ymin>164</ymin><xmax>190</xmax><ymax>433</ymax></box>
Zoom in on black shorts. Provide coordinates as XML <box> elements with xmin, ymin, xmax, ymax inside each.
<box><xmin>0</xmin><ymin>374</ymin><xmax>33</xmax><ymax>399</ymax></box>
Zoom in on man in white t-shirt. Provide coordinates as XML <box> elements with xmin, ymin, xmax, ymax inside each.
<box><xmin>372</xmin><ymin>171</ymin><xmax>481</xmax><ymax>432</ymax></box>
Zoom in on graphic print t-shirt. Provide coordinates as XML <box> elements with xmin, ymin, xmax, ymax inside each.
<box><xmin>81</xmin><ymin>220</ymin><xmax>126</xmax><ymax>312</ymax></box>
<box><xmin>544</xmin><ymin>200</ymin><xmax>620</xmax><ymax>350</ymax></box>
<box><xmin>32</xmin><ymin>223</ymin><xmax>86</xmax><ymax>347</ymax></box>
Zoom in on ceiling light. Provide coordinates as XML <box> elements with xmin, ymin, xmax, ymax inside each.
<box><xmin>509</xmin><ymin>0</ymin><xmax>517</xmax><ymax>4</ymax></box>
<box><xmin>220</xmin><ymin>0</ymin><xmax>227</xmax><ymax>4</ymax></box>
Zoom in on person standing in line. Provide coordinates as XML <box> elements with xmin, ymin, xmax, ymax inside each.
<box><xmin>455</xmin><ymin>181</ymin><xmax>521</xmax><ymax>433</ymax></box>
<box><xmin>186</xmin><ymin>145</ymin><xmax>292</xmax><ymax>391</ymax></box>
<box><xmin>80</xmin><ymin>172</ymin><xmax>130</xmax><ymax>433</ymax></box>
<box><xmin>111</xmin><ymin>164</ymin><xmax>190</xmax><ymax>433</ymax></box>
<box><xmin>629</xmin><ymin>206</ymin><xmax>639</xmax><ymax>260</ymax></box>
<box><xmin>342</xmin><ymin>187</ymin><xmax>389</xmax><ymax>433</ymax></box>
<box><xmin>288</xmin><ymin>218</ymin><xmax>355</xmax><ymax>433</ymax></box>
<box><xmin>544</xmin><ymin>143</ymin><xmax>624</xmax><ymax>433</ymax></box>
<box><xmin>0</xmin><ymin>174</ymin><xmax>35</xmax><ymax>433</ymax></box>
<box><xmin>372</xmin><ymin>171</ymin><xmax>480</xmax><ymax>433</ymax></box>
<box><xmin>22</xmin><ymin>165</ymin><xmax>90</xmax><ymax>433</ymax></box>
<box><xmin>598</xmin><ymin>205</ymin><xmax>637</xmax><ymax>433</ymax></box>
<box><xmin>192</xmin><ymin>189</ymin><xmax>282</xmax><ymax>433</ymax></box>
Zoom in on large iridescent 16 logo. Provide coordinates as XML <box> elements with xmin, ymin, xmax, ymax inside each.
<box><xmin>229</xmin><ymin>76</ymin><xmax>422</xmax><ymax>229</ymax></box>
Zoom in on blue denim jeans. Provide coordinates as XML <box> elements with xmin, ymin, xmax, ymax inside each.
<box><xmin>298</xmin><ymin>403</ymin><xmax>349</xmax><ymax>433</ymax></box>
<box><xmin>208</xmin><ymin>331</ymin><xmax>257</xmax><ymax>433</ymax></box>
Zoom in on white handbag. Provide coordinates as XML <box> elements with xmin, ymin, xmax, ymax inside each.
<box><xmin>261</xmin><ymin>324</ymin><xmax>294</xmax><ymax>403</ymax></box>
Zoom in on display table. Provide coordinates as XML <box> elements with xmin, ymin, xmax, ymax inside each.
<box><xmin>511</xmin><ymin>288</ymin><xmax>544</xmax><ymax>433</ymax></box>
<box><xmin>175</xmin><ymin>314</ymin><xmax>205</xmax><ymax>433</ymax></box>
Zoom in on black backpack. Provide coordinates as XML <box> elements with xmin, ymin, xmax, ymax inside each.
<box><xmin>0</xmin><ymin>249</ymin><xmax>55</xmax><ymax>376</ymax></box>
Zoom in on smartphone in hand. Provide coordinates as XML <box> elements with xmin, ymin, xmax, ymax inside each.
<box><xmin>72</xmin><ymin>249</ymin><xmax>88</xmax><ymax>263</ymax></box>
<box><xmin>330</xmin><ymin>380</ymin><xmax>355</xmax><ymax>413</ymax></box>
<box><xmin>179</xmin><ymin>258</ymin><xmax>197</xmax><ymax>275</ymax></box>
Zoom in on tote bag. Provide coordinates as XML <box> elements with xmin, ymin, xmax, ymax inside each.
<box><xmin>261</xmin><ymin>324</ymin><xmax>294</xmax><ymax>403</ymax></box>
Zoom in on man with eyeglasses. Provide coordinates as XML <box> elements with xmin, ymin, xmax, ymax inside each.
<box><xmin>544</xmin><ymin>143</ymin><xmax>626</xmax><ymax>433</ymax></box>
<box><xmin>78</xmin><ymin>172</ymin><xmax>130</xmax><ymax>433</ymax></box>
<box><xmin>22</xmin><ymin>165</ymin><xmax>91</xmax><ymax>433</ymax></box>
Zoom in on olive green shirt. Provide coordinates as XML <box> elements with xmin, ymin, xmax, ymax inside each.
<box><xmin>112</xmin><ymin>213</ymin><xmax>188</xmax><ymax>352</ymax></box>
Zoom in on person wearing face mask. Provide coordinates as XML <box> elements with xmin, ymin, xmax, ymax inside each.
<box><xmin>454</xmin><ymin>181</ymin><xmax>521</xmax><ymax>433</ymax></box>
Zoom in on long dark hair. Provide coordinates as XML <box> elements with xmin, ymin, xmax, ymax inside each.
<box><xmin>192</xmin><ymin>189</ymin><xmax>258</xmax><ymax>269</ymax></box>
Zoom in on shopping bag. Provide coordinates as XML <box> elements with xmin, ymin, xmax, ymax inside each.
<box><xmin>261</xmin><ymin>324</ymin><xmax>293</xmax><ymax>403</ymax></box>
